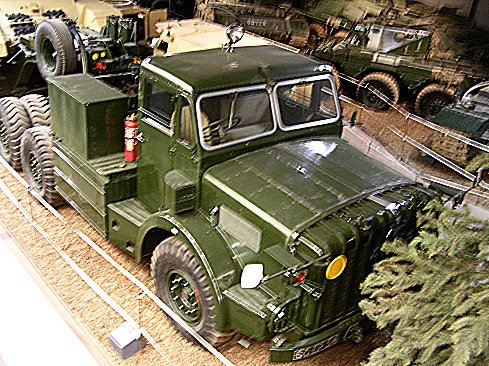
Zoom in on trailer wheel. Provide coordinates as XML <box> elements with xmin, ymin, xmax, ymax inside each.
<box><xmin>20</xmin><ymin>94</ymin><xmax>51</xmax><ymax>126</ymax></box>
<box><xmin>21</xmin><ymin>126</ymin><xmax>64</xmax><ymax>207</ymax></box>
<box><xmin>415</xmin><ymin>84</ymin><xmax>455</xmax><ymax>121</ymax></box>
<box><xmin>0</xmin><ymin>97</ymin><xmax>31</xmax><ymax>170</ymax></box>
<box><xmin>356</xmin><ymin>72</ymin><xmax>400</xmax><ymax>110</ymax></box>
<box><xmin>35</xmin><ymin>20</ymin><xmax>76</xmax><ymax>80</ymax></box>
<box><xmin>151</xmin><ymin>236</ymin><xmax>234</xmax><ymax>346</ymax></box>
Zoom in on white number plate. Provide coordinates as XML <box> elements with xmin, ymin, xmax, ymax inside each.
<box><xmin>292</xmin><ymin>333</ymin><xmax>340</xmax><ymax>361</ymax></box>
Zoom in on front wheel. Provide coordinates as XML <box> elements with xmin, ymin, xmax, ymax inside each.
<box><xmin>151</xmin><ymin>236</ymin><xmax>234</xmax><ymax>346</ymax></box>
<box><xmin>356</xmin><ymin>72</ymin><xmax>400</xmax><ymax>110</ymax></box>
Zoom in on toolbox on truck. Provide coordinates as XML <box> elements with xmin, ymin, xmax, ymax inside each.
<box><xmin>48</xmin><ymin>74</ymin><xmax>137</xmax><ymax>236</ymax></box>
<box><xmin>48</xmin><ymin>73</ymin><xmax>129</xmax><ymax>159</ymax></box>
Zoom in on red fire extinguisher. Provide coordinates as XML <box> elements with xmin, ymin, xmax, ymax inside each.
<box><xmin>124</xmin><ymin>113</ymin><xmax>138</xmax><ymax>162</ymax></box>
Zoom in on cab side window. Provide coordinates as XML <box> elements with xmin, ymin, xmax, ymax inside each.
<box><xmin>177</xmin><ymin>99</ymin><xmax>195</xmax><ymax>147</ymax></box>
<box><xmin>143</xmin><ymin>82</ymin><xmax>176</xmax><ymax>129</ymax></box>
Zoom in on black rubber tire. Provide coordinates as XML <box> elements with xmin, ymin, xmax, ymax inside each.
<box><xmin>327</xmin><ymin>63</ymin><xmax>341</xmax><ymax>93</ymax></box>
<box><xmin>0</xmin><ymin>97</ymin><xmax>31</xmax><ymax>170</ymax></box>
<box><xmin>414</xmin><ymin>84</ymin><xmax>455</xmax><ymax>121</ymax></box>
<box><xmin>356</xmin><ymin>72</ymin><xmax>400</xmax><ymax>110</ymax></box>
<box><xmin>20</xmin><ymin>94</ymin><xmax>51</xmax><ymax>126</ymax></box>
<box><xmin>35</xmin><ymin>20</ymin><xmax>76</xmax><ymax>80</ymax></box>
<box><xmin>21</xmin><ymin>126</ymin><xmax>64</xmax><ymax>207</ymax></box>
<box><xmin>306</xmin><ymin>23</ymin><xmax>326</xmax><ymax>50</ymax></box>
<box><xmin>151</xmin><ymin>236</ymin><xmax>234</xmax><ymax>346</ymax></box>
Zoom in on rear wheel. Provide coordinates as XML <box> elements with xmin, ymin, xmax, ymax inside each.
<box><xmin>415</xmin><ymin>84</ymin><xmax>455</xmax><ymax>121</ymax></box>
<box><xmin>35</xmin><ymin>20</ymin><xmax>76</xmax><ymax>80</ymax></box>
<box><xmin>21</xmin><ymin>126</ymin><xmax>63</xmax><ymax>207</ymax></box>
<box><xmin>20</xmin><ymin>94</ymin><xmax>51</xmax><ymax>126</ymax></box>
<box><xmin>0</xmin><ymin>97</ymin><xmax>31</xmax><ymax>170</ymax></box>
<box><xmin>151</xmin><ymin>236</ymin><xmax>234</xmax><ymax>346</ymax></box>
<box><xmin>356</xmin><ymin>72</ymin><xmax>400</xmax><ymax>110</ymax></box>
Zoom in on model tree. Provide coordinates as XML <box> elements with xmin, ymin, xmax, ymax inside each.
<box><xmin>466</xmin><ymin>153</ymin><xmax>489</xmax><ymax>173</ymax></box>
<box><xmin>360</xmin><ymin>199</ymin><xmax>488</xmax><ymax>366</ymax></box>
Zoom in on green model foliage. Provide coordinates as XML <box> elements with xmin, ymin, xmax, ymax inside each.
<box><xmin>359</xmin><ymin>199</ymin><xmax>489</xmax><ymax>366</ymax></box>
<box><xmin>466</xmin><ymin>153</ymin><xmax>489</xmax><ymax>173</ymax></box>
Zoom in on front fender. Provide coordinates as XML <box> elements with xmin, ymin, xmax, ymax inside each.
<box><xmin>136</xmin><ymin>210</ymin><xmax>238</xmax><ymax>330</ymax></box>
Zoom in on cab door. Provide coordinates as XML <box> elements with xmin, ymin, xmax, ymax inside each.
<box><xmin>137</xmin><ymin>80</ymin><xmax>177</xmax><ymax>212</ymax></box>
<box><xmin>172</xmin><ymin>98</ymin><xmax>200</xmax><ymax>182</ymax></box>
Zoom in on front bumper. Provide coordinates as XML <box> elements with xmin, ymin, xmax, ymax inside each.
<box><xmin>269</xmin><ymin>312</ymin><xmax>364</xmax><ymax>362</ymax></box>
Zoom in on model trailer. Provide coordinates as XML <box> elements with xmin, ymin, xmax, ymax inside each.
<box><xmin>0</xmin><ymin>36</ymin><xmax>436</xmax><ymax>361</ymax></box>
<box><xmin>0</xmin><ymin>0</ymin><xmax>167</xmax><ymax>97</ymax></box>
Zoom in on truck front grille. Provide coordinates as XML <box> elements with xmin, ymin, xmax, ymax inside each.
<box><xmin>300</xmin><ymin>185</ymin><xmax>431</xmax><ymax>327</ymax></box>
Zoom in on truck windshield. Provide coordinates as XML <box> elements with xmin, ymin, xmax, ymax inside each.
<box><xmin>274</xmin><ymin>76</ymin><xmax>339</xmax><ymax>130</ymax></box>
<box><xmin>197</xmin><ymin>86</ymin><xmax>275</xmax><ymax>150</ymax></box>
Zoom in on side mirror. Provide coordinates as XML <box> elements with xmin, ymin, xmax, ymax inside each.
<box><xmin>240</xmin><ymin>264</ymin><xmax>264</xmax><ymax>289</ymax></box>
<box><xmin>224</xmin><ymin>23</ymin><xmax>244</xmax><ymax>52</ymax></box>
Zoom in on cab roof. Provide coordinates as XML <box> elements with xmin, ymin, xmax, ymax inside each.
<box><xmin>143</xmin><ymin>45</ymin><xmax>330</xmax><ymax>94</ymax></box>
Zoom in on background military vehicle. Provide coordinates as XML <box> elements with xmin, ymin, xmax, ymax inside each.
<box><xmin>427</xmin><ymin>81</ymin><xmax>489</xmax><ymax>166</ymax></box>
<box><xmin>0</xmin><ymin>24</ymin><xmax>436</xmax><ymax>362</ymax></box>
<box><xmin>306</xmin><ymin>1</ymin><xmax>489</xmax><ymax>120</ymax></box>
<box><xmin>311</xmin><ymin>20</ymin><xmax>488</xmax><ymax>121</ymax></box>
<box><xmin>197</xmin><ymin>0</ymin><xmax>311</xmax><ymax>47</ymax></box>
<box><xmin>136</xmin><ymin>0</ymin><xmax>195</xmax><ymax>18</ymax></box>
<box><xmin>0</xmin><ymin>0</ymin><xmax>166</xmax><ymax>96</ymax></box>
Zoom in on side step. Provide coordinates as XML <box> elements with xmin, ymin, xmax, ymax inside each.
<box><xmin>222</xmin><ymin>284</ymin><xmax>275</xmax><ymax>341</ymax></box>
<box><xmin>107</xmin><ymin>198</ymin><xmax>151</xmax><ymax>256</ymax></box>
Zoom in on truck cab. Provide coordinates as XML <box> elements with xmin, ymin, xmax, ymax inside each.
<box><xmin>135</xmin><ymin>45</ymin><xmax>342</xmax><ymax>212</ymax></box>
<box><xmin>7</xmin><ymin>42</ymin><xmax>436</xmax><ymax>362</ymax></box>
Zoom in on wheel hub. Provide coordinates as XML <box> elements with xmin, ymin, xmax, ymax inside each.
<box><xmin>41</xmin><ymin>38</ymin><xmax>57</xmax><ymax>72</ymax></box>
<box><xmin>167</xmin><ymin>269</ymin><xmax>201</xmax><ymax>324</ymax></box>
<box><xmin>365</xmin><ymin>84</ymin><xmax>387</xmax><ymax>109</ymax></box>
<box><xmin>28</xmin><ymin>152</ymin><xmax>43</xmax><ymax>191</ymax></box>
<box><xmin>425</xmin><ymin>94</ymin><xmax>448</xmax><ymax>117</ymax></box>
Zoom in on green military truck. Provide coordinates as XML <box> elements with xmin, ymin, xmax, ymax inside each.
<box><xmin>0</xmin><ymin>41</ymin><xmax>436</xmax><ymax>361</ymax></box>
